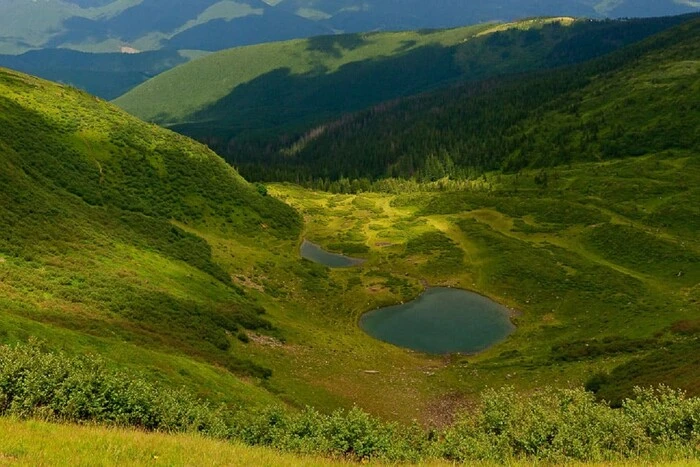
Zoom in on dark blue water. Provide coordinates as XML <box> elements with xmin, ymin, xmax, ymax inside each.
<box><xmin>300</xmin><ymin>240</ymin><xmax>365</xmax><ymax>268</ymax></box>
<box><xmin>359</xmin><ymin>287</ymin><xmax>515</xmax><ymax>354</ymax></box>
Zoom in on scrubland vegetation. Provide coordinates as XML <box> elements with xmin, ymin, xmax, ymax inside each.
<box><xmin>1</xmin><ymin>342</ymin><xmax>698</xmax><ymax>463</ymax></box>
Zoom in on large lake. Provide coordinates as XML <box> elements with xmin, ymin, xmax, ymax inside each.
<box><xmin>359</xmin><ymin>287</ymin><xmax>515</xmax><ymax>354</ymax></box>
<box><xmin>300</xmin><ymin>239</ymin><xmax>365</xmax><ymax>268</ymax></box>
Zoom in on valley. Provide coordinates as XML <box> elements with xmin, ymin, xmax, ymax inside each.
<box><xmin>2</xmin><ymin>65</ymin><xmax>697</xmax><ymax>427</ymax></box>
<box><xmin>0</xmin><ymin>9</ymin><xmax>698</xmax><ymax>465</ymax></box>
<box><xmin>265</xmin><ymin>152</ymin><xmax>699</xmax><ymax>413</ymax></box>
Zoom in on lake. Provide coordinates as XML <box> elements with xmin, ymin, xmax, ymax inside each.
<box><xmin>359</xmin><ymin>287</ymin><xmax>515</xmax><ymax>354</ymax></box>
<box><xmin>300</xmin><ymin>239</ymin><xmax>365</xmax><ymax>268</ymax></box>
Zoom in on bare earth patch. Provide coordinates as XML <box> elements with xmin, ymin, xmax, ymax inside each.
<box><xmin>233</xmin><ymin>275</ymin><xmax>264</xmax><ymax>292</ymax></box>
<box><xmin>249</xmin><ymin>333</ymin><xmax>284</xmax><ymax>348</ymax></box>
<box><xmin>423</xmin><ymin>392</ymin><xmax>476</xmax><ymax>428</ymax></box>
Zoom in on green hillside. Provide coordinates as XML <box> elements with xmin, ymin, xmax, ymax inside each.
<box><xmin>232</xmin><ymin>15</ymin><xmax>700</xmax><ymax>183</ymax></box>
<box><xmin>114</xmin><ymin>21</ymin><xmax>501</xmax><ymax>122</ymax></box>
<box><xmin>114</xmin><ymin>14</ymin><xmax>692</xmax><ymax>164</ymax></box>
<box><xmin>0</xmin><ymin>67</ymin><xmax>304</xmax><ymax>409</ymax></box>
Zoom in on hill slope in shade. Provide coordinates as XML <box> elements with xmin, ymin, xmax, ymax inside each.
<box><xmin>114</xmin><ymin>21</ymin><xmax>498</xmax><ymax>124</ymax></box>
<box><xmin>114</xmin><ymin>14</ymin><xmax>694</xmax><ymax>170</ymax></box>
<box><xmin>235</xmin><ymin>15</ymin><xmax>700</xmax><ymax>182</ymax></box>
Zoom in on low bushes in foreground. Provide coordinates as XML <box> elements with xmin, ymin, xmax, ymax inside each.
<box><xmin>0</xmin><ymin>341</ymin><xmax>228</xmax><ymax>436</ymax></box>
<box><xmin>0</xmin><ymin>341</ymin><xmax>698</xmax><ymax>463</ymax></box>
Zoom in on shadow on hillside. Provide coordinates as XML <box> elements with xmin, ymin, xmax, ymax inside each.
<box><xmin>169</xmin><ymin>14</ymin><xmax>697</xmax><ymax>153</ymax></box>
<box><xmin>178</xmin><ymin>42</ymin><xmax>462</xmax><ymax>135</ymax></box>
<box><xmin>306</xmin><ymin>34</ymin><xmax>368</xmax><ymax>58</ymax></box>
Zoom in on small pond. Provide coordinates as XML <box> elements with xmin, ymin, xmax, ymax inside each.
<box><xmin>359</xmin><ymin>287</ymin><xmax>515</xmax><ymax>354</ymax></box>
<box><xmin>300</xmin><ymin>239</ymin><xmax>365</xmax><ymax>268</ymax></box>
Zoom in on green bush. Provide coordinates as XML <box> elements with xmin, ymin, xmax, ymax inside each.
<box><xmin>237</xmin><ymin>331</ymin><xmax>250</xmax><ymax>343</ymax></box>
<box><xmin>230</xmin><ymin>406</ymin><xmax>426</xmax><ymax>462</ymax></box>
<box><xmin>0</xmin><ymin>341</ymin><xmax>228</xmax><ymax>436</ymax></box>
<box><xmin>1</xmin><ymin>342</ymin><xmax>698</xmax><ymax>462</ymax></box>
<box><xmin>439</xmin><ymin>386</ymin><xmax>698</xmax><ymax>462</ymax></box>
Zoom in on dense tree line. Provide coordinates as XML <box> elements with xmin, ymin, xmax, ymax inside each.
<box><xmin>217</xmin><ymin>15</ymin><xmax>700</xmax><ymax>186</ymax></box>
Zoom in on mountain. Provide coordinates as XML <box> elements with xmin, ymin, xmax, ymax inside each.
<box><xmin>114</xmin><ymin>14</ymin><xmax>694</xmax><ymax>168</ymax></box>
<box><xmin>205</xmin><ymin>14</ymin><xmax>700</xmax><ymax>183</ymax></box>
<box><xmin>1</xmin><ymin>23</ymin><xmax>700</xmax><ymax>463</ymax></box>
<box><xmin>0</xmin><ymin>0</ymin><xmax>330</xmax><ymax>55</ymax></box>
<box><xmin>0</xmin><ymin>48</ymin><xmax>187</xmax><ymax>100</ymax></box>
<box><xmin>1</xmin><ymin>0</ymin><xmax>698</xmax><ymax>54</ymax></box>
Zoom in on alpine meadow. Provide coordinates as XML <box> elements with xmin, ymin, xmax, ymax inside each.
<box><xmin>0</xmin><ymin>4</ymin><xmax>699</xmax><ymax>466</ymax></box>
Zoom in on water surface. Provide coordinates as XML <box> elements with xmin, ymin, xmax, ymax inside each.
<box><xmin>300</xmin><ymin>239</ymin><xmax>365</xmax><ymax>268</ymax></box>
<box><xmin>360</xmin><ymin>287</ymin><xmax>515</xmax><ymax>354</ymax></box>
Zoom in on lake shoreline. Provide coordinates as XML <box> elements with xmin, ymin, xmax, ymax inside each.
<box><xmin>359</xmin><ymin>287</ymin><xmax>516</xmax><ymax>355</ymax></box>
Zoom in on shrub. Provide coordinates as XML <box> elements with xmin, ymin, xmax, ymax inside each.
<box><xmin>440</xmin><ymin>386</ymin><xmax>697</xmax><ymax>463</ymax></box>
<box><xmin>1</xmin><ymin>342</ymin><xmax>698</xmax><ymax>463</ymax></box>
<box><xmin>0</xmin><ymin>341</ymin><xmax>228</xmax><ymax>437</ymax></box>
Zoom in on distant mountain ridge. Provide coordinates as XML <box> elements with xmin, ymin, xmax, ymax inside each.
<box><xmin>1</xmin><ymin>0</ymin><xmax>698</xmax><ymax>54</ymax></box>
<box><xmin>113</xmin><ymin>14</ymin><xmax>696</xmax><ymax>174</ymax></box>
<box><xmin>0</xmin><ymin>48</ymin><xmax>187</xmax><ymax>99</ymax></box>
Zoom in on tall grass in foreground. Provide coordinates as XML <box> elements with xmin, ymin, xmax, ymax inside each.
<box><xmin>1</xmin><ymin>341</ymin><xmax>698</xmax><ymax>463</ymax></box>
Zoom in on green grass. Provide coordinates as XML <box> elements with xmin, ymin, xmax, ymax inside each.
<box><xmin>4</xmin><ymin>411</ymin><xmax>693</xmax><ymax>466</ymax></box>
<box><xmin>0</xmin><ymin>418</ymin><xmax>348</xmax><ymax>466</ymax></box>
<box><xmin>268</xmin><ymin>148</ymin><xmax>699</xmax><ymax>404</ymax></box>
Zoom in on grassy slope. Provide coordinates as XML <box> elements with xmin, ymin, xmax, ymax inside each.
<box><xmin>113</xmin><ymin>21</ymin><xmax>500</xmax><ymax>122</ymax></box>
<box><xmin>245</xmin><ymin>15</ymin><xmax>700</xmax><ymax>182</ymax></box>
<box><xmin>0</xmin><ymin>418</ymin><xmax>348</xmax><ymax>466</ymax></box>
<box><xmin>0</xmin><ymin>67</ymin><xmax>467</xmax><ymax>423</ymax></box>
<box><xmin>2</xmin><ymin>415</ymin><xmax>697</xmax><ymax>466</ymax></box>
<box><xmin>0</xmin><ymin>67</ymin><xmax>301</xmax><ymax>409</ymax></box>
